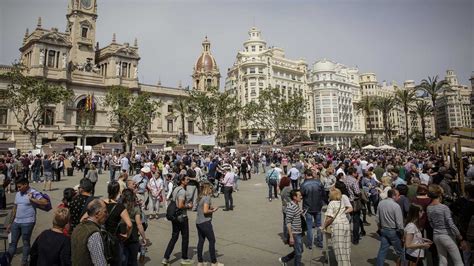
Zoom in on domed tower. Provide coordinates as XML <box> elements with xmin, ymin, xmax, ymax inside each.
<box><xmin>192</xmin><ymin>36</ymin><xmax>220</xmax><ymax>91</ymax></box>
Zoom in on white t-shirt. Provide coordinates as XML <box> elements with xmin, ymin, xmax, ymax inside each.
<box><xmin>275</xmin><ymin>167</ymin><xmax>283</xmax><ymax>181</ymax></box>
<box><xmin>419</xmin><ymin>173</ymin><xmax>430</xmax><ymax>185</ymax></box>
<box><xmin>405</xmin><ymin>222</ymin><xmax>424</xmax><ymax>258</ymax></box>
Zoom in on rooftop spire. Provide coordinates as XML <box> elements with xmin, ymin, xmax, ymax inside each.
<box><xmin>23</xmin><ymin>28</ymin><xmax>29</xmax><ymax>44</ymax></box>
<box><xmin>37</xmin><ymin>17</ymin><xmax>42</xmax><ymax>28</ymax></box>
<box><xmin>134</xmin><ymin>37</ymin><xmax>138</xmax><ymax>47</ymax></box>
<box><xmin>112</xmin><ymin>33</ymin><xmax>116</xmax><ymax>43</ymax></box>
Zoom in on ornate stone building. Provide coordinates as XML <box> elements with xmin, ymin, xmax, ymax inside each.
<box><xmin>307</xmin><ymin>59</ymin><xmax>365</xmax><ymax>148</ymax></box>
<box><xmin>0</xmin><ymin>0</ymin><xmax>200</xmax><ymax>151</ymax></box>
<box><xmin>436</xmin><ymin>70</ymin><xmax>472</xmax><ymax>135</ymax></box>
<box><xmin>225</xmin><ymin>27</ymin><xmax>313</xmax><ymax>143</ymax></box>
<box><xmin>192</xmin><ymin>37</ymin><xmax>220</xmax><ymax>91</ymax></box>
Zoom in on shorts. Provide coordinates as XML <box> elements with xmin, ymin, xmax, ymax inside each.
<box><xmin>44</xmin><ymin>172</ymin><xmax>53</xmax><ymax>181</ymax></box>
<box><xmin>405</xmin><ymin>252</ymin><xmax>423</xmax><ymax>265</ymax></box>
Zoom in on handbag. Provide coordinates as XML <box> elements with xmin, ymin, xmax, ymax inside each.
<box><xmin>323</xmin><ymin>202</ymin><xmax>343</xmax><ymax>235</ymax></box>
<box><xmin>352</xmin><ymin>197</ymin><xmax>363</xmax><ymax>212</ymax></box>
<box><xmin>300</xmin><ymin>214</ymin><xmax>307</xmax><ymax>236</ymax></box>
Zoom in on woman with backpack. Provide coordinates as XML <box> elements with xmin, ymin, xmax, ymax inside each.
<box><xmin>122</xmin><ymin>188</ymin><xmax>147</xmax><ymax>266</ymax></box>
<box><xmin>103</xmin><ymin>182</ymin><xmax>132</xmax><ymax>266</ymax></box>
<box><xmin>85</xmin><ymin>164</ymin><xmax>99</xmax><ymax>195</ymax></box>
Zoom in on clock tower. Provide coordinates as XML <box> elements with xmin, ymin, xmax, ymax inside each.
<box><xmin>66</xmin><ymin>0</ymin><xmax>97</xmax><ymax>66</ymax></box>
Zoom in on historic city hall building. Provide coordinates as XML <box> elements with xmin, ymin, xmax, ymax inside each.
<box><xmin>0</xmin><ymin>0</ymin><xmax>207</xmax><ymax>151</ymax></box>
<box><xmin>1</xmin><ymin>0</ymin><xmax>470</xmax><ymax>151</ymax></box>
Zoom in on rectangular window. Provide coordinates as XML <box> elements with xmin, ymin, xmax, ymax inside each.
<box><xmin>323</xmin><ymin>117</ymin><xmax>332</xmax><ymax>122</ymax></box>
<box><xmin>42</xmin><ymin>108</ymin><xmax>55</xmax><ymax>126</ymax></box>
<box><xmin>167</xmin><ymin>105</ymin><xmax>173</xmax><ymax>113</ymax></box>
<box><xmin>121</xmin><ymin>62</ymin><xmax>128</xmax><ymax>77</ymax></box>
<box><xmin>81</xmin><ymin>27</ymin><xmax>88</xmax><ymax>38</ymax></box>
<box><xmin>167</xmin><ymin>119</ymin><xmax>173</xmax><ymax>132</ymax></box>
<box><xmin>187</xmin><ymin>121</ymin><xmax>194</xmax><ymax>133</ymax></box>
<box><xmin>0</xmin><ymin>108</ymin><xmax>7</xmax><ymax>125</ymax></box>
<box><xmin>251</xmin><ymin>46</ymin><xmax>255</xmax><ymax>52</ymax></box>
<box><xmin>47</xmin><ymin>50</ymin><xmax>56</xmax><ymax>68</ymax></box>
<box><xmin>249</xmin><ymin>67</ymin><xmax>255</xmax><ymax>74</ymax></box>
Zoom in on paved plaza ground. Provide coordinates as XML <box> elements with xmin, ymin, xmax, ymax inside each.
<box><xmin>7</xmin><ymin>170</ymin><xmax>399</xmax><ymax>265</ymax></box>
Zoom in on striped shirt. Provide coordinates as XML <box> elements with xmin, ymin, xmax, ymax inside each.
<box><xmin>285</xmin><ymin>201</ymin><xmax>303</xmax><ymax>234</ymax></box>
<box><xmin>427</xmin><ymin>203</ymin><xmax>461</xmax><ymax>238</ymax></box>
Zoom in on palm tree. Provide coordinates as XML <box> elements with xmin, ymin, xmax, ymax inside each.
<box><xmin>413</xmin><ymin>100</ymin><xmax>433</xmax><ymax>143</ymax></box>
<box><xmin>373</xmin><ymin>95</ymin><xmax>396</xmax><ymax>144</ymax></box>
<box><xmin>395</xmin><ymin>88</ymin><xmax>417</xmax><ymax>150</ymax></box>
<box><xmin>415</xmin><ymin>76</ymin><xmax>449</xmax><ymax>138</ymax></box>
<box><xmin>173</xmin><ymin>96</ymin><xmax>189</xmax><ymax>144</ymax></box>
<box><xmin>355</xmin><ymin>95</ymin><xmax>376</xmax><ymax>143</ymax></box>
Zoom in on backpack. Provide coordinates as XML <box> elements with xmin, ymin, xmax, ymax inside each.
<box><xmin>166</xmin><ymin>187</ymin><xmax>183</xmax><ymax>221</ymax></box>
<box><xmin>32</xmin><ymin>192</ymin><xmax>52</xmax><ymax>212</ymax></box>
<box><xmin>101</xmin><ymin>204</ymin><xmax>119</xmax><ymax>264</ymax></box>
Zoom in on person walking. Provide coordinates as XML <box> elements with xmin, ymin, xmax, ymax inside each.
<box><xmin>162</xmin><ymin>175</ymin><xmax>193</xmax><ymax>265</ymax></box>
<box><xmin>221</xmin><ymin>164</ymin><xmax>235</xmax><ymax>211</ymax></box>
<box><xmin>30</xmin><ymin>208</ymin><xmax>71</xmax><ymax>266</ymax></box>
<box><xmin>280</xmin><ymin>175</ymin><xmax>292</xmax><ymax>243</ymax></box>
<box><xmin>31</xmin><ymin>154</ymin><xmax>41</xmax><ymax>183</ymax></box>
<box><xmin>287</xmin><ymin>164</ymin><xmax>301</xmax><ymax>190</ymax></box>
<box><xmin>404</xmin><ymin>204</ymin><xmax>432</xmax><ymax>266</ymax></box>
<box><xmin>42</xmin><ymin>155</ymin><xmax>53</xmax><ymax>191</ymax></box>
<box><xmin>69</xmin><ymin>178</ymin><xmax>94</xmax><ymax>232</ymax></box>
<box><xmin>322</xmin><ymin>188</ymin><xmax>351</xmax><ymax>266</ymax></box>
<box><xmin>266</xmin><ymin>163</ymin><xmax>279</xmax><ymax>202</ymax></box>
<box><xmin>71</xmin><ymin>199</ymin><xmax>108</xmax><ymax>266</ymax></box>
<box><xmin>375</xmin><ymin>189</ymin><xmax>405</xmax><ymax>266</ymax></box>
<box><xmin>300</xmin><ymin>169</ymin><xmax>324</xmax><ymax>250</ymax></box>
<box><xmin>344</xmin><ymin>167</ymin><xmax>362</xmax><ymax>245</ymax></box>
<box><xmin>427</xmin><ymin>184</ymin><xmax>465</xmax><ymax>266</ymax></box>
<box><xmin>6</xmin><ymin>178</ymin><xmax>49</xmax><ymax>266</ymax></box>
<box><xmin>196</xmin><ymin>182</ymin><xmax>223</xmax><ymax>266</ymax></box>
<box><xmin>279</xmin><ymin>189</ymin><xmax>304</xmax><ymax>266</ymax></box>
<box><xmin>85</xmin><ymin>164</ymin><xmax>99</xmax><ymax>196</ymax></box>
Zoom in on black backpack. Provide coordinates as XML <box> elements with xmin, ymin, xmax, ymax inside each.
<box><xmin>166</xmin><ymin>187</ymin><xmax>183</xmax><ymax>221</ymax></box>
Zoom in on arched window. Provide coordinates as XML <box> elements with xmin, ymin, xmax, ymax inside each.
<box><xmin>76</xmin><ymin>97</ymin><xmax>96</xmax><ymax>126</ymax></box>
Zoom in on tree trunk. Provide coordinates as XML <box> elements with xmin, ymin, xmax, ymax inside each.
<box><xmin>432</xmin><ymin>99</ymin><xmax>438</xmax><ymax>138</ymax></box>
<box><xmin>181</xmin><ymin>113</ymin><xmax>186</xmax><ymax>144</ymax></box>
<box><xmin>405</xmin><ymin>109</ymin><xmax>409</xmax><ymax>151</ymax></box>
<box><xmin>367</xmin><ymin>111</ymin><xmax>374</xmax><ymax>143</ymax></box>
<box><xmin>30</xmin><ymin>132</ymin><xmax>37</xmax><ymax>149</ymax></box>
<box><xmin>82</xmin><ymin>135</ymin><xmax>85</xmax><ymax>155</ymax></box>
<box><xmin>421</xmin><ymin>116</ymin><xmax>426</xmax><ymax>143</ymax></box>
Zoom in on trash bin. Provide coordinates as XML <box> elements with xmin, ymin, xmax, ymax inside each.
<box><xmin>67</xmin><ymin>168</ymin><xmax>73</xmax><ymax>176</ymax></box>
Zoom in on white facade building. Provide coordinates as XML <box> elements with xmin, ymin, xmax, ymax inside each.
<box><xmin>307</xmin><ymin>59</ymin><xmax>365</xmax><ymax>148</ymax></box>
<box><xmin>225</xmin><ymin>27</ymin><xmax>313</xmax><ymax>143</ymax></box>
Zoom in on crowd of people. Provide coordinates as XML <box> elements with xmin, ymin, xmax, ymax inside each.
<box><xmin>0</xmin><ymin>148</ymin><xmax>472</xmax><ymax>266</ymax></box>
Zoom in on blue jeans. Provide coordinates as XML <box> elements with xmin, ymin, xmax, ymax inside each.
<box><xmin>281</xmin><ymin>233</ymin><xmax>303</xmax><ymax>265</ymax></box>
<box><xmin>8</xmin><ymin>222</ymin><xmax>35</xmax><ymax>264</ymax></box>
<box><xmin>376</xmin><ymin>228</ymin><xmax>405</xmax><ymax>266</ymax></box>
<box><xmin>110</xmin><ymin>168</ymin><xmax>116</xmax><ymax>182</ymax></box>
<box><xmin>305</xmin><ymin>212</ymin><xmax>323</xmax><ymax>248</ymax></box>
<box><xmin>32</xmin><ymin>168</ymin><xmax>40</xmax><ymax>182</ymax></box>
<box><xmin>268</xmin><ymin>179</ymin><xmax>278</xmax><ymax>199</ymax></box>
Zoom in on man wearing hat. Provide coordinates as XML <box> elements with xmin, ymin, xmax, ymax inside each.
<box><xmin>133</xmin><ymin>167</ymin><xmax>150</xmax><ymax>216</ymax></box>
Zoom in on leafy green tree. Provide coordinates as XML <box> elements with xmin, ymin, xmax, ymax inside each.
<box><xmin>413</xmin><ymin>100</ymin><xmax>433</xmax><ymax>144</ymax></box>
<box><xmin>395</xmin><ymin>88</ymin><xmax>417</xmax><ymax>150</ymax></box>
<box><xmin>373</xmin><ymin>95</ymin><xmax>396</xmax><ymax>144</ymax></box>
<box><xmin>415</xmin><ymin>76</ymin><xmax>450</xmax><ymax>138</ymax></box>
<box><xmin>104</xmin><ymin>85</ymin><xmax>161</xmax><ymax>152</ymax></box>
<box><xmin>243</xmin><ymin>87</ymin><xmax>308</xmax><ymax>145</ymax></box>
<box><xmin>0</xmin><ymin>64</ymin><xmax>73</xmax><ymax>147</ymax></box>
<box><xmin>172</xmin><ymin>95</ymin><xmax>189</xmax><ymax>144</ymax></box>
<box><xmin>354</xmin><ymin>95</ymin><xmax>376</xmax><ymax>143</ymax></box>
<box><xmin>187</xmin><ymin>87</ymin><xmax>241</xmax><ymax>145</ymax></box>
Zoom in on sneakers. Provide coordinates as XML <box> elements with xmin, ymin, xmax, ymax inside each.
<box><xmin>278</xmin><ymin>257</ymin><xmax>287</xmax><ymax>266</ymax></box>
<box><xmin>161</xmin><ymin>258</ymin><xmax>169</xmax><ymax>265</ymax></box>
<box><xmin>211</xmin><ymin>263</ymin><xmax>224</xmax><ymax>266</ymax></box>
<box><xmin>181</xmin><ymin>259</ymin><xmax>194</xmax><ymax>265</ymax></box>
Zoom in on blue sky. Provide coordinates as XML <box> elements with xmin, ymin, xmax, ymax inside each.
<box><xmin>1</xmin><ymin>0</ymin><xmax>472</xmax><ymax>89</ymax></box>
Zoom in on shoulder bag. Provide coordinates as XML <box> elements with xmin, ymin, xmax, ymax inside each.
<box><xmin>322</xmin><ymin>202</ymin><xmax>343</xmax><ymax>235</ymax></box>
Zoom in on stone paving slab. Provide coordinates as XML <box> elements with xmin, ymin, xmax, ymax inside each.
<box><xmin>8</xmin><ymin>171</ymin><xmax>398</xmax><ymax>265</ymax></box>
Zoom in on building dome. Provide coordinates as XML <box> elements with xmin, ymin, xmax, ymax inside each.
<box><xmin>195</xmin><ymin>36</ymin><xmax>217</xmax><ymax>72</ymax></box>
<box><xmin>313</xmin><ymin>59</ymin><xmax>336</xmax><ymax>72</ymax></box>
